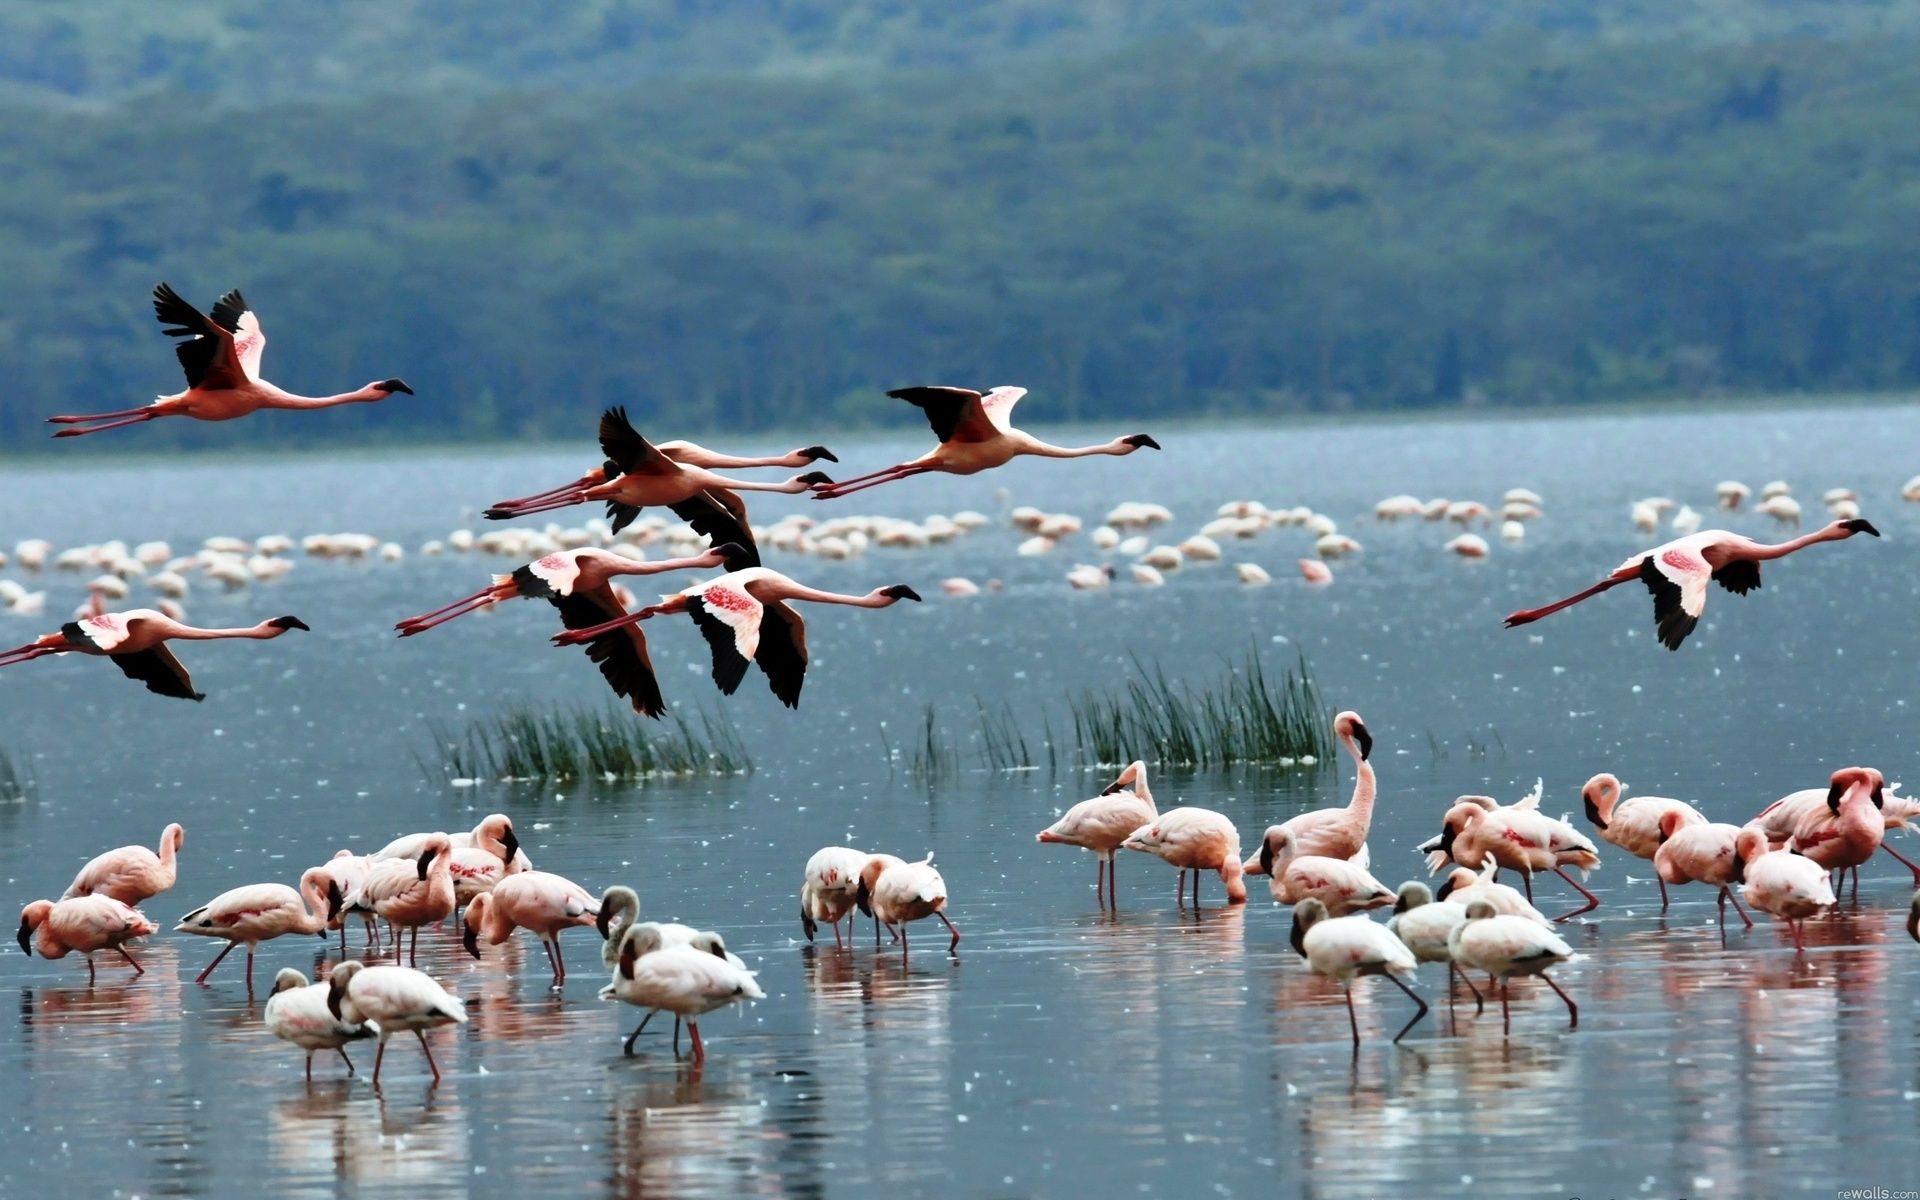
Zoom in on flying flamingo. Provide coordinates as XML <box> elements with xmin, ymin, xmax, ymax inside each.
<box><xmin>1447</xmin><ymin>898</ymin><xmax>1579</xmax><ymax>1034</ymax></box>
<box><xmin>600</xmin><ymin>922</ymin><xmax>764</xmax><ymax>1063</ymax></box>
<box><xmin>265</xmin><ymin>968</ymin><xmax>378</xmax><ymax>1080</ymax></box>
<box><xmin>18</xmin><ymin>895</ymin><xmax>158</xmax><ymax>982</ymax></box>
<box><xmin>800</xmin><ymin>846</ymin><xmax>870</xmax><ymax>947</ymax></box>
<box><xmin>62</xmin><ymin>822</ymin><xmax>185</xmax><ymax>906</ymax></box>
<box><xmin>811</xmin><ymin>386</ymin><xmax>1159</xmax><ymax>501</ymax></box>
<box><xmin>1580</xmin><ymin>774</ymin><xmax>1705</xmax><ymax>908</ymax></box>
<box><xmin>1504</xmin><ymin>519</ymin><xmax>1880</xmax><ymax>649</ymax></box>
<box><xmin>356</xmin><ymin>834</ymin><xmax>456</xmax><ymax>965</ymax></box>
<box><xmin>484</xmin><ymin>407</ymin><xmax>832</xmax><ymax>548</ymax></box>
<box><xmin>1120</xmin><ymin>808</ymin><xmax>1248</xmax><ymax>907</ymax></box>
<box><xmin>1290</xmin><ymin>899</ymin><xmax>1428</xmax><ymax>1045</ymax></box>
<box><xmin>552</xmin><ymin>568</ymin><xmax>921</xmax><ymax>710</ymax></box>
<box><xmin>1036</xmin><ymin>761</ymin><xmax>1157</xmax><ymax>908</ymax></box>
<box><xmin>857</xmin><ymin>854</ymin><xmax>961</xmax><ymax>956</ymax></box>
<box><xmin>1735</xmin><ymin>829</ymin><xmax>1836</xmax><ymax>952</ymax></box>
<box><xmin>499</xmin><ymin>436</ymin><xmax>838</xmax><ymax>517</ymax></box>
<box><xmin>397</xmin><ymin>545</ymin><xmax>751</xmax><ymax>717</ymax></box>
<box><xmin>327</xmin><ymin>960</ymin><xmax>467</xmax><ymax>1084</ymax></box>
<box><xmin>462</xmin><ymin>870</ymin><xmax>600</xmax><ymax>983</ymax></box>
<box><xmin>1244</xmin><ymin>711</ymin><xmax>1375</xmax><ymax>879</ymax></box>
<box><xmin>175</xmin><ymin>877</ymin><xmax>334</xmax><ymax>990</ymax></box>
<box><xmin>0</xmin><ymin>610</ymin><xmax>309</xmax><ymax>700</ymax></box>
<box><xmin>47</xmin><ymin>283</ymin><xmax>411</xmax><ymax>438</ymax></box>
<box><xmin>1651</xmin><ymin>815</ymin><xmax>1753</xmax><ymax>930</ymax></box>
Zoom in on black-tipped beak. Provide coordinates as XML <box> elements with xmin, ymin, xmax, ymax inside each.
<box><xmin>1353</xmin><ymin>722</ymin><xmax>1373</xmax><ymax>761</ymax></box>
<box><xmin>1439</xmin><ymin>824</ymin><xmax>1457</xmax><ymax>858</ymax></box>
<box><xmin>16</xmin><ymin>918</ymin><xmax>29</xmax><ymax>955</ymax></box>
<box><xmin>501</xmin><ymin>826</ymin><xmax>520</xmax><ymax>863</ymax></box>
<box><xmin>1123</xmin><ymin>434</ymin><xmax>1160</xmax><ymax>450</ymax></box>
<box><xmin>596</xmin><ymin>907</ymin><xmax>613</xmax><ymax>940</ymax></box>
<box><xmin>1844</xmin><ymin>518</ymin><xmax>1880</xmax><ymax>537</ymax></box>
<box><xmin>462</xmin><ymin>920</ymin><xmax>480</xmax><ymax>959</ymax></box>
<box><xmin>327</xmin><ymin>983</ymin><xmax>345</xmax><ymax>1020</ymax></box>
<box><xmin>1288</xmin><ymin>911</ymin><xmax>1308</xmax><ymax>958</ymax></box>
<box><xmin>802</xmin><ymin>446</ymin><xmax>838</xmax><ymax>463</ymax></box>
<box><xmin>1584</xmin><ymin>796</ymin><xmax>1607</xmax><ymax>830</ymax></box>
<box><xmin>882</xmin><ymin>585</ymin><xmax>922</xmax><ymax>602</ymax></box>
<box><xmin>378</xmin><ymin>378</ymin><xmax>414</xmax><ymax>395</ymax></box>
<box><xmin>795</xmin><ymin>471</ymin><xmax>834</xmax><ymax>486</ymax></box>
<box><xmin>1436</xmin><ymin>877</ymin><xmax>1457</xmax><ymax>901</ymax></box>
<box><xmin>418</xmin><ymin>847</ymin><xmax>437</xmax><ymax>880</ymax></box>
<box><xmin>1827</xmin><ymin>782</ymin><xmax>1844</xmax><ymax>814</ymax></box>
<box><xmin>1731</xmin><ymin>854</ymin><xmax>1746</xmax><ymax>884</ymax></box>
<box><xmin>327</xmin><ymin>880</ymin><xmax>343</xmax><ymax>921</ymax></box>
<box><xmin>855</xmin><ymin>879</ymin><xmax>873</xmax><ymax>918</ymax></box>
<box><xmin>1258</xmin><ymin>840</ymin><xmax>1275</xmax><ymax>877</ymax></box>
<box><xmin>270</xmin><ymin>615</ymin><xmax>310</xmax><ymax>632</ymax></box>
<box><xmin>1392</xmin><ymin>892</ymin><xmax>1410</xmax><ymax>914</ymax></box>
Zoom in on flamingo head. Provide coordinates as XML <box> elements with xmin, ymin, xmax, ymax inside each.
<box><xmin>1252</xmin><ymin>827</ymin><xmax>1291</xmax><ymax>878</ymax></box>
<box><xmin>163</xmin><ymin>823</ymin><xmax>186</xmax><ymax>853</ymax></box>
<box><xmin>878</xmin><ymin>584</ymin><xmax>922</xmax><ymax>603</ymax></box>
<box><xmin>1655</xmin><ymin>808</ymin><xmax>1689</xmax><ymax>845</ymax></box>
<box><xmin>1732</xmin><ymin>828</ymin><xmax>1768</xmax><ymax>883</ymax></box>
<box><xmin>1119</xmin><ymin>434</ymin><xmax>1161</xmax><ymax>453</ymax></box>
<box><xmin>372</xmin><ymin>378</ymin><xmax>414</xmax><ymax>396</ymax></box>
<box><xmin>1827</xmin><ymin>766</ymin><xmax>1884</xmax><ymax>812</ymax></box>
<box><xmin>1434</xmin><ymin>868</ymin><xmax>1475</xmax><ymax>903</ymax></box>
<box><xmin>17</xmin><ymin>901</ymin><xmax>51</xmax><ymax>954</ymax></box>
<box><xmin>1333</xmin><ymin>711</ymin><xmax>1372</xmax><ymax>760</ymax></box>
<box><xmin>597</xmin><ymin>885</ymin><xmax>639</xmax><ymax>941</ymax></box>
<box><xmin>796</xmin><ymin>445</ymin><xmax>839</xmax><ymax>464</ymax></box>
<box><xmin>708</xmin><ymin>543</ymin><xmax>755</xmax><ymax>571</ymax></box>
<box><xmin>326</xmin><ymin>960</ymin><xmax>365</xmax><ymax>1018</ymax></box>
<box><xmin>417</xmin><ymin>833</ymin><xmax>452</xmax><ymax>879</ymax></box>
<box><xmin>270</xmin><ymin>968</ymin><xmax>309</xmax><ymax>996</ymax></box>
<box><xmin>1392</xmin><ymin>880</ymin><xmax>1433</xmax><ymax>914</ymax></box>
<box><xmin>1288</xmin><ymin>898</ymin><xmax>1328</xmax><ymax>956</ymax></box>
<box><xmin>616</xmin><ymin>922</ymin><xmax>665</xmax><ymax>979</ymax></box>
<box><xmin>1462</xmin><ymin>899</ymin><xmax>1497</xmax><ymax>921</ymax></box>
<box><xmin>266</xmin><ymin>615</ymin><xmax>310</xmax><ymax>634</ymax></box>
<box><xmin>476</xmin><ymin>814</ymin><xmax>519</xmax><ymax>863</ymax></box>
<box><xmin>1837</xmin><ymin>518</ymin><xmax>1880</xmax><ymax>537</ymax></box>
<box><xmin>1581</xmin><ymin>774</ymin><xmax>1621</xmax><ymax>829</ymax></box>
<box><xmin>462</xmin><ymin>895</ymin><xmax>487</xmax><ymax>959</ymax></box>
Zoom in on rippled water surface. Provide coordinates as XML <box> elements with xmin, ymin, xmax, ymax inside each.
<box><xmin>3</xmin><ymin>403</ymin><xmax>1919</xmax><ymax>1199</ymax></box>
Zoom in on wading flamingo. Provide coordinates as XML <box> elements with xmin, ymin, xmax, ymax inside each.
<box><xmin>1434</xmin><ymin>861</ymin><xmax>1552</xmax><ymax>927</ymax></box>
<box><xmin>596</xmin><ymin>888</ymin><xmax>748</xmax><ymax>1051</ymax></box>
<box><xmin>305</xmin><ymin>851</ymin><xmax>380</xmax><ymax>955</ymax></box>
<box><xmin>48</xmin><ymin>283</ymin><xmax>410</xmax><ymax>437</ymax></box>
<box><xmin>552</xmin><ymin>568</ymin><xmax>921</xmax><ymax>710</ymax></box>
<box><xmin>1245</xmin><ymin>712</ymin><xmax>1374</xmax><ymax>879</ymax></box>
<box><xmin>1290</xmin><ymin>899</ymin><xmax>1428</xmax><ymax>1046</ymax></box>
<box><xmin>1120</xmin><ymin>808</ymin><xmax>1248</xmax><ymax>907</ymax></box>
<box><xmin>1504</xmin><ymin>519</ymin><xmax>1879</xmax><ymax>649</ymax></box>
<box><xmin>1036</xmin><ymin>761</ymin><xmax>1156</xmax><ymax>908</ymax></box>
<box><xmin>462</xmin><ymin>871</ymin><xmax>600</xmax><ymax>983</ymax></box>
<box><xmin>1784</xmin><ymin>767</ymin><xmax>1887</xmax><ymax>901</ymax></box>
<box><xmin>1735</xmin><ymin>829</ymin><xmax>1836</xmax><ymax>952</ymax></box>
<box><xmin>1387</xmin><ymin>881</ymin><xmax>1483</xmax><ymax>1013</ymax></box>
<box><xmin>1447</xmin><ymin>899</ymin><xmax>1579</xmax><ymax>1034</ymax></box>
<box><xmin>1431</xmin><ymin>785</ymin><xmax>1602</xmax><ymax>920</ymax></box>
<box><xmin>1268</xmin><ymin>853</ymin><xmax>1395</xmax><ymax>915</ymax></box>
<box><xmin>858</xmin><ymin>854</ymin><xmax>961</xmax><ymax>956</ymax></box>
<box><xmin>484</xmin><ymin>407</ymin><xmax>832</xmax><ymax>547</ymax></box>
<box><xmin>356</xmin><ymin>834</ymin><xmax>456</xmax><ymax>965</ymax></box>
<box><xmin>397</xmin><ymin>545</ymin><xmax>750</xmax><ymax>717</ymax></box>
<box><xmin>375</xmin><ymin>813</ymin><xmax>529</xmax><ymax>873</ymax></box>
<box><xmin>18</xmin><ymin>895</ymin><xmax>157</xmax><ymax>982</ymax></box>
<box><xmin>600</xmin><ymin>921</ymin><xmax>764</xmax><ymax>1063</ymax></box>
<box><xmin>1746</xmin><ymin>780</ymin><xmax>1920</xmax><ymax>885</ymax></box>
<box><xmin>266</xmin><ymin>968</ymin><xmax>378</xmax><ymax>1080</ymax></box>
<box><xmin>62</xmin><ymin>822</ymin><xmax>184</xmax><ymax>906</ymax></box>
<box><xmin>327</xmin><ymin>960</ymin><xmax>467</xmax><ymax>1085</ymax></box>
<box><xmin>1651</xmin><ymin>815</ymin><xmax>1753</xmax><ymax>930</ymax></box>
<box><xmin>0</xmin><ymin>610</ymin><xmax>308</xmax><ymax>700</ymax></box>
<box><xmin>800</xmin><ymin>846</ymin><xmax>870</xmax><ymax>947</ymax></box>
<box><xmin>1580</xmin><ymin>774</ymin><xmax>1705</xmax><ymax>908</ymax></box>
<box><xmin>811</xmin><ymin>386</ymin><xmax>1159</xmax><ymax>501</ymax></box>
<box><xmin>175</xmin><ymin>877</ymin><xmax>333</xmax><ymax>990</ymax></box>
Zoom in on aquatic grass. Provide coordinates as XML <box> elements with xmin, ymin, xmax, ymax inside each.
<box><xmin>1066</xmin><ymin>649</ymin><xmax>1330</xmax><ymax>770</ymax></box>
<box><xmin>0</xmin><ymin>747</ymin><xmax>29</xmax><ymax>801</ymax></box>
<box><xmin>908</xmin><ymin>703</ymin><xmax>959</xmax><ymax>780</ymax></box>
<box><xmin>419</xmin><ymin>704</ymin><xmax>751</xmax><ymax>784</ymax></box>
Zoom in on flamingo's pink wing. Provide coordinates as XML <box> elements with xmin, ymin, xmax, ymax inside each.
<box><xmin>979</xmin><ymin>386</ymin><xmax>1027</xmax><ymax>433</ymax></box>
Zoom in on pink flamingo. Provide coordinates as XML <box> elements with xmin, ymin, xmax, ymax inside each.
<box><xmin>1447</xmin><ymin>899</ymin><xmax>1579</xmax><ymax>1034</ymax></box>
<box><xmin>47</xmin><ymin>283</ymin><xmax>410</xmax><ymax>438</ymax></box>
<box><xmin>18</xmin><ymin>895</ymin><xmax>157</xmax><ymax>981</ymax></box>
<box><xmin>356</xmin><ymin>834</ymin><xmax>456</xmax><ymax>965</ymax></box>
<box><xmin>1290</xmin><ymin>898</ymin><xmax>1428</xmax><ymax>1045</ymax></box>
<box><xmin>1036</xmin><ymin>761</ymin><xmax>1157</xmax><ymax>908</ymax></box>
<box><xmin>1268</xmin><ymin>853</ymin><xmax>1395</xmax><ymax>915</ymax></box>
<box><xmin>462</xmin><ymin>870</ymin><xmax>600</xmax><ymax>983</ymax></box>
<box><xmin>1120</xmin><ymin>808</ymin><xmax>1248</xmax><ymax>907</ymax></box>
<box><xmin>812</xmin><ymin>386</ymin><xmax>1159</xmax><ymax>501</ymax></box>
<box><xmin>1434</xmin><ymin>861</ymin><xmax>1552</xmax><ymax>927</ymax></box>
<box><xmin>1432</xmin><ymin>787</ymin><xmax>1602</xmax><ymax>920</ymax></box>
<box><xmin>1748</xmin><ymin>772</ymin><xmax>1919</xmax><ymax>891</ymax></box>
<box><xmin>1504</xmin><ymin>519</ymin><xmax>1879</xmax><ymax>649</ymax></box>
<box><xmin>327</xmin><ymin>960</ymin><xmax>467</xmax><ymax>1085</ymax></box>
<box><xmin>484</xmin><ymin>407</ymin><xmax>832</xmax><ymax>544</ymax></box>
<box><xmin>1786</xmin><ymin>767</ymin><xmax>1887</xmax><ymax>900</ymax></box>
<box><xmin>1245</xmin><ymin>712</ymin><xmax>1374</xmax><ymax>878</ymax></box>
<box><xmin>1735</xmin><ymin>828</ymin><xmax>1836</xmax><ymax>952</ymax></box>
<box><xmin>552</xmin><ymin>567</ymin><xmax>921</xmax><ymax>710</ymax></box>
<box><xmin>305</xmin><ymin>851</ymin><xmax>380</xmax><ymax>955</ymax></box>
<box><xmin>499</xmin><ymin>435</ymin><xmax>837</xmax><ymax>515</ymax></box>
<box><xmin>1651</xmin><ymin>814</ymin><xmax>1753</xmax><ymax>930</ymax></box>
<box><xmin>174</xmin><ymin>877</ymin><xmax>333</xmax><ymax>990</ymax></box>
<box><xmin>1581</xmin><ymin>774</ymin><xmax>1705</xmax><ymax>908</ymax></box>
<box><xmin>62</xmin><ymin>822</ymin><xmax>185</xmax><ymax>906</ymax></box>
<box><xmin>397</xmin><ymin>544</ymin><xmax>751</xmax><ymax>717</ymax></box>
<box><xmin>375</xmin><ymin>813</ymin><xmax>528</xmax><ymax>873</ymax></box>
<box><xmin>800</xmin><ymin>846</ymin><xmax>869</xmax><ymax>948</ymax></box>
<box><xmin>0</xmin><ymin>609</ymin><xmax>308</xmax><ymax>700</ymax></box>
<box><xmin>856</xmin><ymin>854</ymin><xmax>961</xmax><ymax>957</ymax></box>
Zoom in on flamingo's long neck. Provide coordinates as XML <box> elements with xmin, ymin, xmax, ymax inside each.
<box><xmin>260</xmin><ymin>385</ymin><xmax>383</xmax><ymax>411</ymax></box>
<box><xmin>682</xmin><ymin>466</ymin><xmax>802</xmax><ymax>495</ymax></box>
<box><xmin>157</xmin><ymin>829</ymin><xmax>178</xmax><ymax>874</ymax></box>
<box><xmin>1344</xmin><ymin>736</ymin><xmax>1376</xmax><ymax>825</ymax></box>
<box><xmin>775</xmin><ymin>583</ymin><xmax>891</xmax><ymax>607</ymax></box>
<box><xmin>298</xmin><ymin>880</ymin><xmax>331</xmax><ymax>932</ymax></box>
<box><xmin>1020</xmin><ymin>437</ymin><xmax>1123</xmax><ymax>460</ymax></box>
<box><xmin>1746</xmin><ymin>526</ymin><xmax>1849</xmax><ymax>561</ymax></box>
<box><xmin>164</xmin><ymin>622</ymin><xmax>279</xmax><ymax>641</ymax></box>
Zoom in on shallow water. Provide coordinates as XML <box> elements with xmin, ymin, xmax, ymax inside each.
<box><xmin>2</xmin><ymin>402</ymin><xmax>1918</xmax><ymax>1199</ymax></box>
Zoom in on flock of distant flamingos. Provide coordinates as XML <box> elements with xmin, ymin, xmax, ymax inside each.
<box><xmin>8</xmin><ymin>282</ymin><xmax>1919</xmax><ymax>1082</ymax></box>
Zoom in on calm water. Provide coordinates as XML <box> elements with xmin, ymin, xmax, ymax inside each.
<box><xmin>2</xmin><ymin>402</ymin><xmax>1918</xmax><ymax>1199</ymax></box>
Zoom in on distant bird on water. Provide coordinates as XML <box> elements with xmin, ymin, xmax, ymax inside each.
<box><xmin>0</xmin><ymin>610</ymin><xmax>309</xmax><ymax>700</ymax></box>
<box><xmin>1504</xmin><ymin>519</ymin><xmax>1880</xmax><ymax>649</ymax></box>
<box><xmin>811</xmin><ymin>386</ymin><xmax>1159</xmax><ymax>501</ymax></box>
<box><xmin>396</xmin><ymin>544</ymin><xmax>753</xmax><ymax>717</ymax></box>
<box><xmin>47</xmin><ymin>283</ymin><xmax>411</xmax><ymax>437</ymax></box>
<box><xmin>552</xmin><ymin>567</ymin><xmax>921</xmax><ymax>710</ymax></box>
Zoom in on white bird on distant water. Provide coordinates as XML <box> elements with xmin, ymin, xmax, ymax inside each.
<box><xmin>1066</xmin><ymin>564</ymin><xmax>1115</xmax><ymax>590</ymax></box>
<box><xmin>1234</xmin><ymin>563</ymin><xmax>1271</xmax><ymax>585</ymax></box>
<box><xmin>1290</xmin><ymin>898</ymin><xmax>1428</xmax><ymax>1045</ymax></box>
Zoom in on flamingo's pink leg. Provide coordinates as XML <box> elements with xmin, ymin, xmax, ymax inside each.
<box><xmin>1880</xmin><ymin>841</ymin><xmax>1920</xmax><ymax>884</ymax></box>
<box><xmin>1387</xmin><ymin>974</ymin><xmax>1430</xmax><ymax>1043</ymax></box>
<box><xmin>373</xmin><ymin>1041</ymin><xmax>387</xmax><ymax>1084</ymax></box>
<box><xmin>1343</xmin><ymin>984</ymin><xmax>1361</xmax><ymax>1045</ymax></box>
<box><xmin>1724</xmin><ymin>888</ymin><xmax>1754</xmax><ymax>928</ymax></box>
<box><xmin>48</xmin><ymin>406</ymin><xmax>159</xmax><ymax>424</ymax></box>
<box><xmin>117</xmin><ymin>946</ymin><xmax>144</xmax><ymax>974</ymax></box>
<box><xmin>811</xmin><ymin>461</ymin><xmax>913</xmax><ymax>491</ymax></box>
<box><xmin>417</xmin><ymin>1030</ymin><xmax>441</xmax><ymax>1082</ymax></box>
<box><xmin>194</xmin><ymin>941</ymin><xmax>237</xmax><ymax>984</ymax></box>
<box><xmin>553</xmin><ymin>607</ymin><xmax>662</xmax><ymax>645</ymax></box>
<box><xmin>813</xmin><ymin>467</ymin><xmax>929</xmax><ymax>501</ymax></box>
<box><xmin>1657</xmin><ymin>876</ymin><xmax>1671</xmax><ymax>910</ymax></box>
<box><xmin>1503</xmin><ymin>575</ymin><xmax>1629</xmax><ymax>627</ymax></box>
<box><xmin>688</xmin><ymin>1021</ymin><xmax>706</xmax><ymax>1064</ymax></box>
<box><xmin>1550</xmin><ymin>867</ymin><xmax>1601</xmax><ymax>922</ymax></box>
<box><xmin>936</xmin><ymin>911</ymin><xmax>961</xmax><ymax>952</ymax></box>
<box><xmin>1543</xmin><ymin>975</ymin><xmax>1578</xmax><ymax>1027</ymax></box>
<box><xmin>51</xmin><ymin>413</ymin><xmax>158</xmax><ymax>438</ymax></box>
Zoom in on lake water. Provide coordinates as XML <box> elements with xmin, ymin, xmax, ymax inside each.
<box><xmin>2</xmin><ymin>401</ymin><xmax>1918</xmax><ymax>1199</ymax></box>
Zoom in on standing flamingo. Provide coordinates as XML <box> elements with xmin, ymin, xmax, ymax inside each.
<box><xmin>1386</xmin><ymin>882</ymin><xmax>1483</xmax><ymax>1012</ymax></box>
<box><xmin>265</xmin><ymin>968</ymin><xmax>378</xmax><ymax>1080</ymax></box>
<box><xmin>600</xmin><ymin>922</ymin><xmax>764</xmax><ymax>1063</ymax></box>
<box><xmin>595</xmin><ymin>887</ymin><xmax>748</xmax><ymax>1051</ymax></box>
<box><xmin>62</xmin><ymin>822</ymin><xmax>185</xmax><ymax>906</ymax></box>
<box><xmin>1504</xmin><ymin>519</ymin><xmax>1879</xmax><ymax>649</ymax></box>
<box><xmin>1431</xmin><ymin>784</ymin><xmax>1602</xmax><ymax>920</ymax></box>
<box><xmin>1434</xmin><ymin>861</ymin><xmax>1553</xmax><ymax>927</ymax></box>
<box><xmin>1746</xmin><ymin>780</ymin><xmax>1920</xmax><ymax>884</ymax></box>
<box><xmin>1784</xmin><ymin>767</ymin><xmax>1888</xmax><ymax>901</ymax></box>
<box><xmin>1119</xmin><ymin>808</ymin><xmax>1248</xmax><ymax>907</ymax></box>
<box><xmin>800</xmin><ymin>846</ymin><xmax>869</xmax><ymax>947</ymax></box>
<box><xmin>857</xmin><ymin>854</ymin><xmax>961</xmax><ymax>956</ymax></box>
<box><xmin>0</xmin><ymin>610</ymin><xmax>308</xmax><ymax>699</ymax></box>
<box><xmin>1267</xmin><ymin>852</ymin><xmax>1395</xmax><ymax>915</ymax></box>
<box><xmin>375</xmin><ymin>813</ymin><xmax>528</xmax><ymax>873</ymax></box>
<box><xmin>18</xmin><ymin>895</ymin><xmax>157</xmax><ymax>982</ymax></box>
<box><xmin>355</xmin><ymin>834</ymin><xmax>456</xmax><ymax>965</ymax></box>
<box><xmin>47</xmin><ymin>283</ymin><xmax>410</xmax><ymax>438</ymax></box>
<box><xmin>552</xmin><ymin>568</ymin><xmax>921</xmax><ymax>710</ymax></box>
<box><xmin>1735</xmin><ymin>829</ymin><xmax>1836</xmax><ymax>952</ymax></box>
<box><xmin>484</xmin><ymin>407</ymin><xmax>831</xmax><ymax>547</ymax></box>
<box><xmin>397</xmin><ymin>545</ymin><xmax>749</xmax><ymax>716</ymax></box>
<box><xmin>1245</xmin><ymin>712</ymin><xmax>1375</xmax><ymax>879</ymax></box>
<box><xmin>1580</xmin><ymin>774</ymin><xmax>1705</xmax><ymax>908</ymax></box>
<box><xmin>1651</xmin><ymin>815</ymin><xmax>1753</xmax><ymax>930</ymax></box>
<box><xmin>1036</xmin><ymin>761</ymin><xmax>1157</xmax><ymax>908</ymax></box>
<box><xmin>327</xmin><ymin>960</ymin><xmax>467</xmax><ymax>1084</ymax></box>
<box><xmin>811</xmin><ymin>386</ymin><xmax>1158</xmax><ymax>501</ymax></box>
<box><xmin>1447</xmin><ymin>899</ymin><xmax>1579</xmax><ymax>1034</ymax></box>
<box><xmin>175</xmin><ymin>877</ymin><xmax>333</xmax><ymax>990</ymax></box>
<box><xmin>462</xmin><ymin>870</ymin><xmax>600</xmax><ymax>983</ymax></box>
<box><xmin>305</xmin><ymin>851</ymin><xmax>380</xmax><ymax>955</ymax></box>
<box><xmin>1290</xmin><ymin>899</ymin><xmax>1428</xmax><ymax>1045</ymax></box>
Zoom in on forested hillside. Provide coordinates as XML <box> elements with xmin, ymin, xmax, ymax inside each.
<box><xmin>4</xmin><ymin>1</ymin><xmax>1919</xmax><ymax>451</ymax></box>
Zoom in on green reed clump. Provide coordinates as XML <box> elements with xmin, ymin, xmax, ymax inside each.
<box><xmin>420</xmin><ymin>704</ymin><xmax>751</xmax><ymax>783</ymax></box>
<box><xmin>1067</xmin><ymin>649</ymin><xmax>1329</xmax><ymax>769</ymax></box>
<box><xmin>907</xmin><ymin>703</ymin><xmax>958</xmax><ymax>780</ymax></box>
<box><xmin>0</xmin><ymin>747</ymin><xmax>29</xmax><ymax>801</ymax></box>
<box><xmin>977</xmin><ymin>698</ymin><xmax>1049</xmax><ymax>772</ymax></box>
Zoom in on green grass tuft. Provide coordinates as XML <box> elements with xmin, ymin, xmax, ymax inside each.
<box><xmin>0</xmin><ymin>747</ymin><xmax>29</xmax><ymax>802</ymax></box>
<box><xmin>419</xmin><ymin>704</ymin><xmax>751</xmax><ymax>784</ymax></box>
<box><xmin>1067</xmin><ymin>648</ymin><xmax>1330</xmax><ymax>770</ymax></box>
